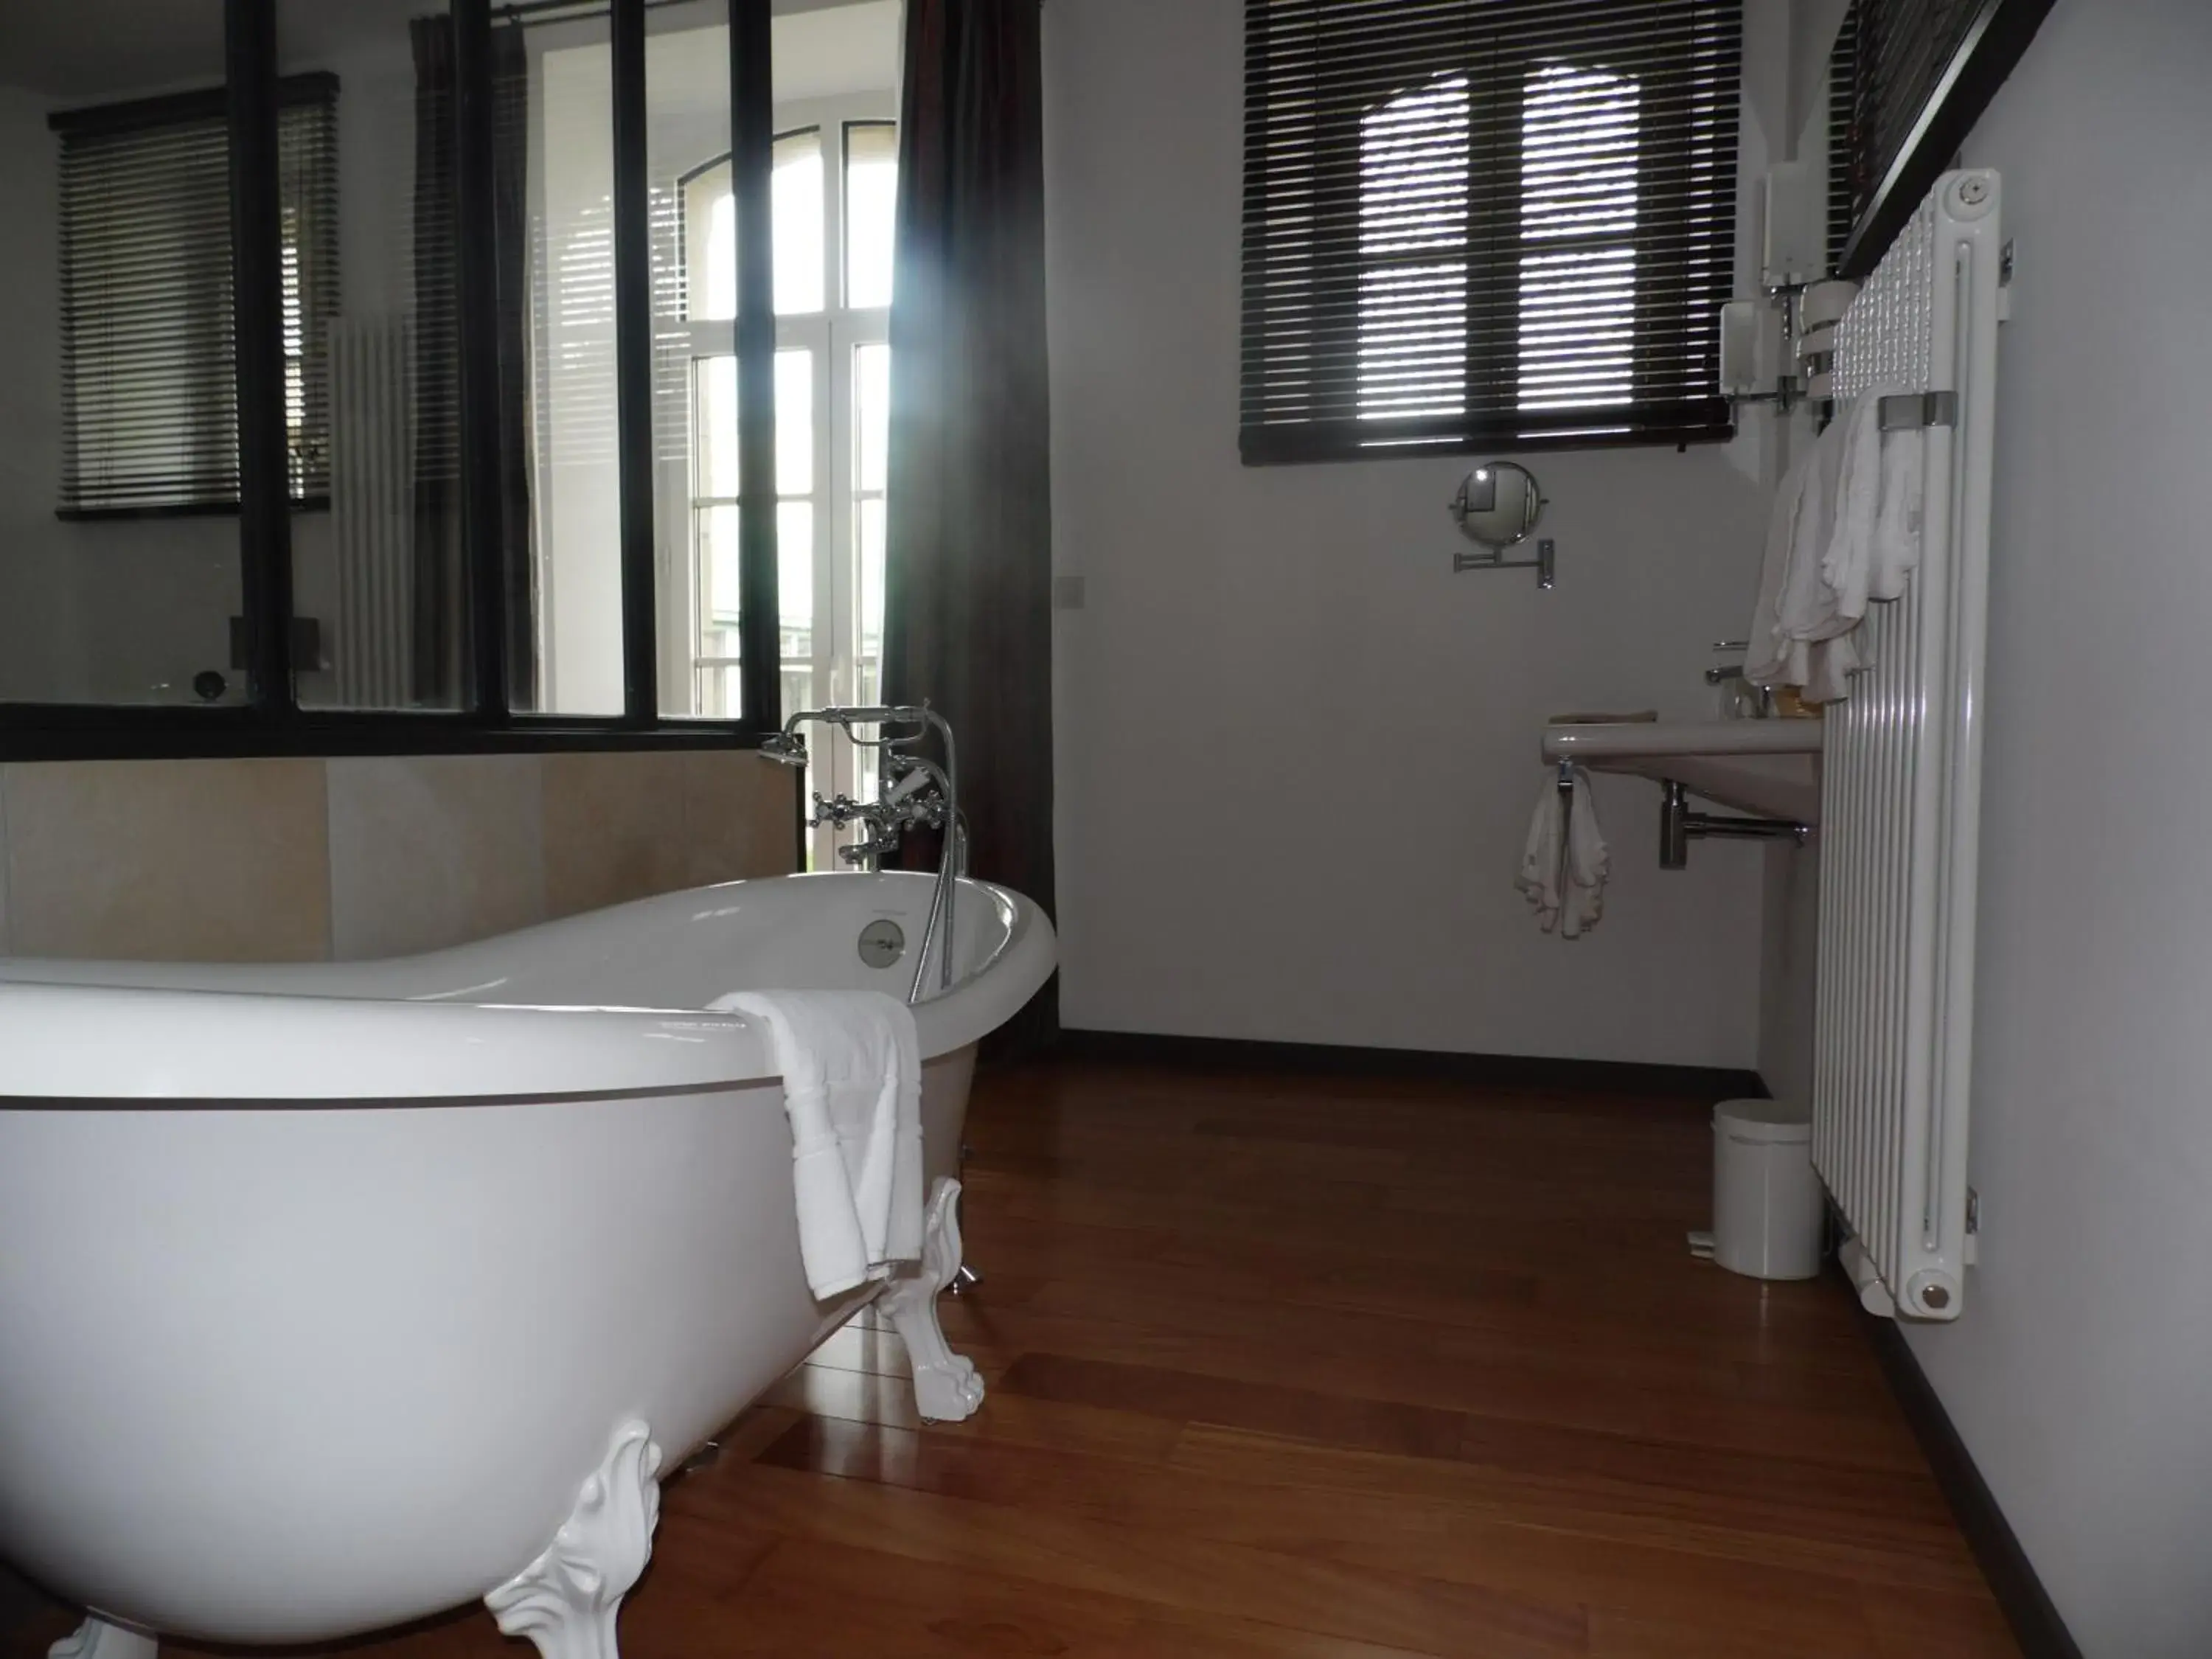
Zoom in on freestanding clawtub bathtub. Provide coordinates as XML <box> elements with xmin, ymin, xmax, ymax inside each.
<box><xmin>0</xmin><ymin>872</ymin><xmax>1054</xmax><ymax>1659</ymax></box>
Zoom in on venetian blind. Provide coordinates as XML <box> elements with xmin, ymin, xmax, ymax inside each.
<box><xmin>1827</xmin><ymin>0</ymin><xmax>1983</xmax><ymax>270</ymax></box>
<box><xmin>1826</xmin><ymin>2</ymin><xmax>1859</xmax><ymax>271</ymax></box>
<box><xmin>1242</xmin><ymin>0</ymin><xmax>1742</xmax><ymax>465</ymax></box>
<box><xmin>54</xmin><ymin>77</ymin><xmax>338</xmax><ymax>516</ymax></box>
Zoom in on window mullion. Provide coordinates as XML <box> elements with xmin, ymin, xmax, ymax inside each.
<box><xmin>453</xmin><ymin>0</ymin><xmax>509</xmax><ymax>718</ymax></box>
<box><xmin>731</xmin><ymin>0</ymin><xmax>782</xmax><ymax>734</ymax></box>
<box><xmin>611</xmin><ymin>0</ymin><xmax>658</xmax><ymax>723</ymax></box>
<box><xmin>226</xmin><ymin>0</ymin><xmax>296</xmax><ymax>717</ymax></box>
<box><xmin>1467</xmin><ymin>63</ymin><xmax>1523</xmax><ymax>424</ymax></box>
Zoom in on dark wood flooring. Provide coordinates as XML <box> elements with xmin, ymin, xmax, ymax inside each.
<box><xmin>4</xmin><ymin>1059</ymin><xmax>2017</xmax><ymax>1657</ymax></box>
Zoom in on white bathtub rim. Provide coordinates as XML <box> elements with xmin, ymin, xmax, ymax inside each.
<box><xmin>0</xmin><ymin>874</ymin><xmax>1054</xmax><ymax>1102</ymax></box>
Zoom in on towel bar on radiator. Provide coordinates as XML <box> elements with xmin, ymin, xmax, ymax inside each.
<box><xmin>1813</xmin><ymin>170</ymin><xmax>2003</xmax><ymax>1322</ymax></box>
<box><xmin>1877</xmin><ymin>390</ymin><xmax>1957</xmax><ymax>431</ymax></box>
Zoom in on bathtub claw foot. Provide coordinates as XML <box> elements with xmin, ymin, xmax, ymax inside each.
<box><xmin>486</xmin><ymin>1420</ymin><xmax>662</xmax><ymax>1659</ymax></box>
<box><xmin>882</xmin><ymin>1177</ymin><xmax>986</xmax><ymax>1423</ymax></box>
<box><xmin>50</xmin><ymin>1619</ymin><xmax>156</xmax><ymax>1659</ymax></box>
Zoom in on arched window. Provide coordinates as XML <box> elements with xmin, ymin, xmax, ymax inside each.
<box><xmin>1244</xmin><ymin>0</ymin><xmax>1741</xmax><ymax>462</ymax></box>
<box><xmin>669</xmin><ymin>113</ymin><xmax>897</xmax><ymax>868</ymax></box>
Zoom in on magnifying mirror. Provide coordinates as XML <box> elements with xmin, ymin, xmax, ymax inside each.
<box><xmin>1449</xmin><ymin>461</ymin><xmax>1545</xmax><ymax>549</ymax></box>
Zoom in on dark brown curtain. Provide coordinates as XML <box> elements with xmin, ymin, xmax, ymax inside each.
<box><xmin>411</xmin><ymin>16</ymin><xmax>532</xmax><ymax>708</ymax></box>
<box><xmin>883</xmin><ymin>0</ymin><xmax>1056</xmax><ymax>1045</ymax></box>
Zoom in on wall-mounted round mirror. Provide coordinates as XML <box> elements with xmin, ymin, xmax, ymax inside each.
<box><xmin>1449</xmin><ymin>461</ymin><xmax>1545</xmax><ymax>550</ymax></box>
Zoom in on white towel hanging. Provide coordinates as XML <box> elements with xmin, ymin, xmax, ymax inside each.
<box><xmin>1517</xmin><ymin>767</ymin><xmax>1607</xmax><ymax>938</ymax></box>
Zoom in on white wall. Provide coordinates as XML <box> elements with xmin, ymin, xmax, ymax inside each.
<box><xmin>1886</xmin><ymin>5</ymin><xmax>2212</xmax><ymax>1652</ymax></box>
<box><xmin>1042</xmin><ymin>0</ymin><xmax>1792</xmax><ymax>1067</ymax></box>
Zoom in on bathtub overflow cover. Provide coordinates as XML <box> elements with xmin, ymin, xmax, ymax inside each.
<box><xmin>858</xmin><ymin>919</ymin><xmax>907</xmax><ymax>970</ymax></box>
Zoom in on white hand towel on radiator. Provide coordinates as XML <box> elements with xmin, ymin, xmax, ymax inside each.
<box><xmin>1750</xmin><ymin>445</ymin><xmax>1860</xmax><ymax>702</ymax></box>
<box><xmin>1820</xmin><ymin>389</ymin><xmax>1889</xmax><ymax>619</ymax></box>
<box><xmin>1775</xmin><ymin>397</ymin><xmax>1857</xmax><ymax>647</ymax></box>
<box><xmin>1869</xmin><ymin>403</ymin><xmax>1925</xmax><ymax>602</ymax></box>
<box><xmin>1517</xmin><ymin>766</ymin><xmax>1607</xmax><ymax>937</ymax></box>
<box><xmin>1748</xmin><ymin>390</ymin><xmax>1927</xmax><ymax>703</ymax></box>
<box><xmin>712</xmin><ymin>989</ymin><xmax>926</xmax><ymax>1299</ymax></box>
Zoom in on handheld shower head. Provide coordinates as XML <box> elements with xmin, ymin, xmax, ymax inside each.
<box><xmin>759</xmin><ymin>731</ymin><xmax>810</xmax><ymax>768</ymax></box>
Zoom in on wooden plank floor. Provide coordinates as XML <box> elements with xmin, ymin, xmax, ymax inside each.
<box><xmin>3</xmin><ymin>1059</ymin><xmax>2017</xmax><ymax>1658</ymax></box>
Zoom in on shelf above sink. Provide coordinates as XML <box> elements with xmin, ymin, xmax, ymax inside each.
<box><xmin>1542</xmin><ymin>719</ymin><xmax>1825</xmax><ymax>824</ymax></box>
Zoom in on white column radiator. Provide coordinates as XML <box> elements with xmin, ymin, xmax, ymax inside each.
<box><xmin>1814</xmin><ymin>170</ymin><xmax>2004</xmax><ymax>1321</ymax></box>
<box><xmin>329</xmin><ymin>317</ymin><xmax>417</xmax><ymax>709</ymax></box>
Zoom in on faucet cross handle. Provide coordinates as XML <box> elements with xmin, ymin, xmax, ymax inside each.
<box><xmin>810</xmin><ymin>790</ymin><xmax>867</xmax><ymax>830</ymax></box>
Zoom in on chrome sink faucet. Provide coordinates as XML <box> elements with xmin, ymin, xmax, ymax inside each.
<box><xmin>1706</xmin><ymin>641</ymin><xmax>1775</xmax><ymax>718</ymax></box>
<box><xmin>759</xmin><ymin>705</ymin><xmax>965</xmax><ymax>1001</ymax></box>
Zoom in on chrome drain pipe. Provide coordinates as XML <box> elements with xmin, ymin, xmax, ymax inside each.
<box><xmin>1660</xmin><ymin>779</ymin><xmax>1809</xmax><ymax>870</ymax></box>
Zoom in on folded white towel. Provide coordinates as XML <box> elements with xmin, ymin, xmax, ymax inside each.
<box><xmin>1749</xmin><ymin>441</ymin><xmax>1857</xmax><ymax>701</ymax></box>
<box><xmin>1775</xmin><ymin>399</ymin><xmax>1858</xmax><ymax>648</ymax></box>
<box><xmin>1820</xmin><ymin>389</ymin><xmax>1888</xmax><ymax>619</ymax></box>
<box><xmin>712</xmin><ymin>989</ymin><xmax>926</xmax><ymax>1299</ymax></box>
<box><xmin>1747</xmin><ymin>388</ymin><xmax>1928</xmax><ymax>706</ymax></box>
<box><xmin>1869</xmin><ymin>403</ymin><xmax>1924</xmax><ymax>602</ymax></box>
<box><xmin>1745</xmin><ymin>445</ymin><xmax>1816</xmax><ymax>687</ymax></box>
<box><xmin>1517</xmin><ymin>767</ymin><xmax>1607</xmax><ymax>938</ymax></box>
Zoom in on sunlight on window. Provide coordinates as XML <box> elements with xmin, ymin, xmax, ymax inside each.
<box><xmin>702</xmin><ymin>192</ymin><xmax>736</xmax><ymax>319</ymax></box>
<box><xmin>773</xmin><ymin>131</ymin><xmax>825</xmax><ymax>314</ymax></box>
<box><xmin>681</xmin><ymin>130</ymin><xmax>828</xmax><ymax>321</ymax></box>
<box><xmin>853</xmin><ymin>342</ymin><xmax>890</xmax><ymax>706</ymax></box>
<box><xmin>1517</xmin><ymin>64</ymin><xmax>1639</xmax><ymax>411</ymax></box>
<box><xmin>844</xmin><ymin>122</ymin><xmax>897</xmax><ymax>309</ymax></box>
<box><xmin>1357</xmin><ymin>75</ymin><xmax>1470</xmax><ymax>421</ymax></box>
<box><xmin>670</xmin><ymin>101</ymin><xmax>897</xmax><ymax>858</ymax></box>
<box><xmin>1354</xmin><ymin>62</ymin><xmax>1642</xmax><ymax>424</ymax></box>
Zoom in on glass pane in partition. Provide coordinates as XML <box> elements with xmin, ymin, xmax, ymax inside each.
<box><xmin>279</xmin><ymin>0</ymin><xmax>470</xmax><ymax>710</ymax></box>
<box><xmin>0</xmin><ymin>0</ymin><xmax>249</xmax><ymax>707</ymax></box>
<box><xmin>653</xmin><ymin>0</ymin><xmax>735</xmax><ymax>718</ymax></box>
<box><xmin>682</xmin><ymin>345</ymin><xmax>812</xmax><ymax>720</ymax></box>
<box><xmin>526</xmin><ymin>4</ymin><xmax>626</xmax><ymax>714</ymax></box>
<box><xmin>692</xmin><ymin>501</ymin><xmax>740</xmax><ymax>717</ymax></box>
<box><xmin>854</xmin><ymin>341</ymin><xmax>890</xmax><ymax>710</ymax></box>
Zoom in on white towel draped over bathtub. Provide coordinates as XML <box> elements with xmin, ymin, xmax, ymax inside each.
<box><xmin>711</xmin><ymin>990</ymin><xmax>926</xmax><ymax>1299</ymax></box>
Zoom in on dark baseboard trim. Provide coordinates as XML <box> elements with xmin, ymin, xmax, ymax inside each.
<box><xmin>1051</xmin><ymin>1028</ymin><xmax>1764</xmax><ymax>1101</ymax></box>
<box><xmin>1860</xmin><ymin>1310</ymin><xmax>2084</xmax><ymax>1659</ymax></box>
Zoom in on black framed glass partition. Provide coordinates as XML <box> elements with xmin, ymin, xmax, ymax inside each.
<box><xmin>0</xmin><ymin>0</ymin><xmax>787</xmax><ymax>757</ymax></box>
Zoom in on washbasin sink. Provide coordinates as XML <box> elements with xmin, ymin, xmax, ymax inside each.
<box><xmin>1541</xmin><ymin>720</ymin><xmax>1824</xmax><ymax>824</ymax></box>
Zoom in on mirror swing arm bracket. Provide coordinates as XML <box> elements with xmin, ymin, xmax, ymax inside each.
<box><xmin>1453</xmin><ymin>538</ymin><xmax>1555</xmax><ymax>589</ymax></box>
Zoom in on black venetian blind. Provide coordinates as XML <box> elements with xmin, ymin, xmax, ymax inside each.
<box><xmin>1826</xmin><ymin>2</ymin><xmax>1859</xmax><ymax>272</ymax></box>
<box><xmin>1242</xmin><ymin>0</ymin><xmax>1742</xmax><ymax>465</ymax></box>
<box><xmin>1827</xmin><ymin>0</ymin><xmax>1978</xmax><ymax>271</ymax></box>
<box><xmin>53</xmin><ymin>75</ymin><xmax>339</xmax><ymax>518</ymax></box>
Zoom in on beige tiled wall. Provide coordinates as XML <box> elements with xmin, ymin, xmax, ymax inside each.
<box><xmin>0</xmin><ymin>749</ymin><xmax>799</xmax><ymax>962</ymax></box>
<box><xmin>326</xmin><ymin>755</ymin><xmax>546</xmax><ymax>961</ymax></box>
